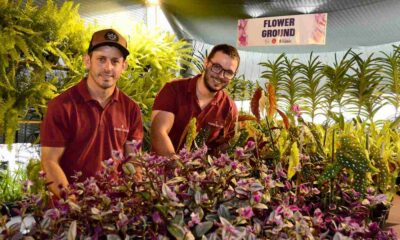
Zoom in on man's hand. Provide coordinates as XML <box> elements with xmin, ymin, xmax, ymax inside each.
<box><xmin>41</xmin><ymin>146</ymin><xmax>68</xmax><ymax>199</ymax></box>
<box><xmin>133</xmin><ymin>165</ymin><xmax>143</xmax><ymax>182</ymax></box>
<box><xmin>151</xmin><ymin>110</ymin><xmax>177</xmax><ymax>156</ymax></box>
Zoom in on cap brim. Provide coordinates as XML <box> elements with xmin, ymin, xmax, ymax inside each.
<box><xmin>88</xmin><ymin>42</ymin><xmax>129</xmax><ymax>58</ymax></box>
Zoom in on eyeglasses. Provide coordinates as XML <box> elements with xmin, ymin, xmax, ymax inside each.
<box><xmin>209</xmin><ymin>60</ymin><xmax>236</xmax><ymax>79</ymax></box>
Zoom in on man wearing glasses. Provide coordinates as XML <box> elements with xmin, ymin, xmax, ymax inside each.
<box><xmin>151</xmin><ymin>44</ymin><xmax>239</xmax><ymax>157</ymax></box>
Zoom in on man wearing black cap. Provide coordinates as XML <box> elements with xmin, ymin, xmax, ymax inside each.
<box><xmin>40</xmin><ymin>29</ymin><xmax>143</xmax><ymax>198</ymax></box>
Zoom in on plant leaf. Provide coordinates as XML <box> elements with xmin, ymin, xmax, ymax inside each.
<box><xmin>288</xmin><ymin>142</ymin><xmax>300</xmax><ymax>180</ymax></box>
<box><xmin>238</xmin><ymin>114</ymin><xmax>257</xmax><ymax>122</ymax></box>
<box><xmin>122</xmin><ymin>162</ymin><xmax>136</xmax><ymax>176</ymax></box>
<box><xmin>67</xmin><ymin>220</ymin><xmax>77</xmax><ymax>240</ymax></box>
<box><xmin>267</xmin><ymin>83</ymin><xmax>277</xmax><ymax>118</ymax></box>
<box><xmin>250</xmin><ymin>87</ymin><xmax>263</xmax><ymax>121</ymax></box>
<box><xmin>277</xmin><ymin>109</ymin><xmax>290</xmax><ymax>129</ymax></box>
<box><xmin>194</xmin><ymin>221</ymin><xmax>213</xmax><ymax>237</ymax></box>
<box><xmin>194</xmin><ymin>190</ymin><xmax>201</xmax><ymax>205</ymax></box>
<box><xmin>167</xmin><ymin>223</ymin><xmax>185</xmax><ymax>240</ymax></box>
<box><xmin>217</xmin><ymin>204</ymin><xmax>232</xmax><ymax>220</ymax></box>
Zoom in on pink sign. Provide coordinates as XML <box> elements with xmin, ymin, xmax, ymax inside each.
<box><xmin>237</xmin><ymin>13</ymin><xmax>327</xmax><ymax>47</ymax></box>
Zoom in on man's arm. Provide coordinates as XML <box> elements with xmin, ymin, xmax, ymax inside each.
<box><xmin>41</xmin><ymin>146</ymin><xmax>67</xmax><ymax>198</ymax></box>
<box><xmin>151</xmin><ymin>110</ymin><xmax>176</xmax><ymax>156</ymax></box>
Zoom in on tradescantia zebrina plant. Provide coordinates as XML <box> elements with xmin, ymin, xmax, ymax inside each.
<box><xmin>1</xmin><ymin>140</ymin><xmax>397</xmax><ymax>239</ymax></box>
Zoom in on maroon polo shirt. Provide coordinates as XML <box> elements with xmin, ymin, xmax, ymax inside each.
<box><xmin>152</xmin><ymin>74</ymin><xmax>238</xmax><ymax>152</ymax></box>
<box><xmin>40</xmin><ymin>78</ymin><xmax>143</xmax><ymax>182</ymax></box>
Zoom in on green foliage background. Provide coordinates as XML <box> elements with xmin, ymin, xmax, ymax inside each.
<box><xmin>0</xmin><ymin>0</ymin><xmax>193</xmax><ymax>149</ymax></box>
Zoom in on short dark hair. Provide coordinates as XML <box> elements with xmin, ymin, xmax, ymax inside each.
<box><xmin>88</xmin><ymin>49</ymin><xmax>127</xmax><ymax>61</ymax></box>
<box><xmin>207</xmin><ymin>44</ymin><xmax>240</xmax><ymax>67</ymax></box>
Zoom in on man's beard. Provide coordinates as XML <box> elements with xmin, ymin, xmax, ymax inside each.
<box><xmin>204</xmin><ymin>69</ymin><xmax>226</xmax><ymax>93</ymax></box>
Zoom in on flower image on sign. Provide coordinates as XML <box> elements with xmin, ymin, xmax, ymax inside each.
<box><xmin>237</xmin><ymin>13</ymin><xmax>327</xmax><ymax>47</ymax></box>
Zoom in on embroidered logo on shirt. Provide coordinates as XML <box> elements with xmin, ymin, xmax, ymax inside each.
<box><xmin>114</xmin><ymin>125</ymin><xmax>129</xmax><ymax>133</ymax></box>
<box><xmin>207</xmin><ymin>121</ymin><xmax>223</xmax><ymax>129</ymax></box>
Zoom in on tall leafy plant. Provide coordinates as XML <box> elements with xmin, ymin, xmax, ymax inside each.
<box><xmin>378</xmin><ymin>45</ymin><xmax>400</xmax><ymax>119</ymax></box>
<box><xmin>259</xmin><ymin>53</ymin><xmax>286</xmax><ymax>108</ymax></box>
<box><xmin>117</xmin><ymin>24</ymin><xmax>194</xmax><ymax>121</ymax></box>
<box><xmin>0</xmin><ymin>0</ymin><xmax>90</xmax><ymax>147</ymax></box>
<box><xmin>348</xmin><ymin>52</ymin><xmax>385</xmax><ymax>121</ymax></box>
<box><xmin>298</xmin><ymin>53</ymin><xmax>326</xmax><ymax>122</ymax></box>
<box><xmin>322</xmin><ymin>49</ymin><xmax>354</xmax><ymax>118</ymax></box>
<box><xmin>226</xmin><ymin>74</ymin><xmax>255</xmax><ymax>101</ymax></box>
<box><xmin>280</xmin><ymin>56</ymin><xmax>303</xmax><ymax>112</ymax></box>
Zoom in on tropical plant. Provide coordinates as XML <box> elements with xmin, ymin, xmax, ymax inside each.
<box><xmin>321</xmin><ymin>49</ymin><xmax>354</xmax><ymax>118</ymax></box>
<box><xmin>280</xmin><ymin>56</ymin><xmax>303</xmax><ymax>112</ymax></box>
<box><xmin>298</xmin><ymin>53</ymin><xmax>326</xmax><ymax>123</ymax></box>
<box><xmin>1</xmin><ymin>137</ymin><xmax>397</xmax><ymax>239</ymax></box>
<box><xmin>259</xmin><ymin>53</ymin><xmax>286</xmax><ymax>107</ymax></box>
<box><xmin>348</xmin><ymin>52</ymin><xmax>385</xmax><ymax>121</ymax></box>
<box><xmin>368</xmin><ymin>122</ymin><xmax>400</xmax><ymax>201</ymax></box>
<box><xmin>0</xmin><ymin>0</ymin><xmax>90</xmax><ymax>147</ymax></box>
<box><xmin>190</xmin><ymin>49</ymin><xmax>208</xmax><ymax>74</ymax></box>
<box><xmin>0</xmin><ymin>164</ymin><xmax>28</xmax><ymax>204</ymax></box>
<box><xmin>118</xmin><ymin>24</ymin><xmax>194</xmax><ymax>121</ymax></box>
<box><xmin>226</xmin><ymin>74</ymin><xmax>255</xmax><ymax>102</ymax></box>
<box><xmin>378</xmin><ymin>45</ymin><xmax>400</xmax><ymax>119</ymax></box>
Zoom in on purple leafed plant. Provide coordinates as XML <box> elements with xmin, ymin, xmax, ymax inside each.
<box><xmin>0</xmin><ymin>142</ymin><xmax>397</xmax><ymax>239</ymax></box>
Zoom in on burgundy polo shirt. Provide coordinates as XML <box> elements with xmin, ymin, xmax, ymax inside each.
<box><xmin>152</xmin><ymin>74</ymin><xmax>238</xmax><ymax>151</ymax></box>
<box><xmin>40</xmin><ymin>78</ymin><xmax>143</xmax><ymax>182</ymax></box>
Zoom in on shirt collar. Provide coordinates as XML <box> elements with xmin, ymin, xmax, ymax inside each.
<box><xmin>77</xmin><ymin>78</ymin><xmax>120</xmax><ymax>103</ymax></box>
<box><xmin>188</xmin><ymin>74</ymin><xmax>201</xmax><ymax>93</ymax></box>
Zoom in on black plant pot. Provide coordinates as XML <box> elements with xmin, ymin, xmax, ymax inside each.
<box><xmin>0</xmin><ymin>161</ymin><xmax>8</xmax><ymax>171</ymax></box>
<box><xmin>370</xmin><ymin>203</ymin><xmax>391</xmax><ymax>228</ymax></box>
<box><xmin>397</xmin><ymin>175</ymin><xmax>400</xmax><ymax>196</ymax></box>
<box><xmin>0</xmin><ymin>202</ymin><xmax>20</xmax><ymax>217</ymax></box>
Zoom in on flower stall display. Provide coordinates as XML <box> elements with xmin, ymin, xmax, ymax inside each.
<box><xmin>1</xmin><ymin>109</ymin><xmax>398</xmax><ymax>239</ymax></box>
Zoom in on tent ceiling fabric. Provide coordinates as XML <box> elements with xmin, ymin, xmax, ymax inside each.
<box><xmin>160</xmin><ymin>0</ymin><xmax>400</xmax><ymax>54</ymax></box>
<box><xmin>35</xmin><ymin>0</ymin><xmax>400</xmax><ymax>54</ymax></box>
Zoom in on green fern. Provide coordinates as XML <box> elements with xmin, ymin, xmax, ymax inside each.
<box><xmin>117</xmin><ymin>24</ymin><xmax>194</xmax><ymax>123</ymax></box>
<box><xmin>0</xmin><ymin>0</ymin><xmax>90</xmax><ymax>147</ymax></box>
